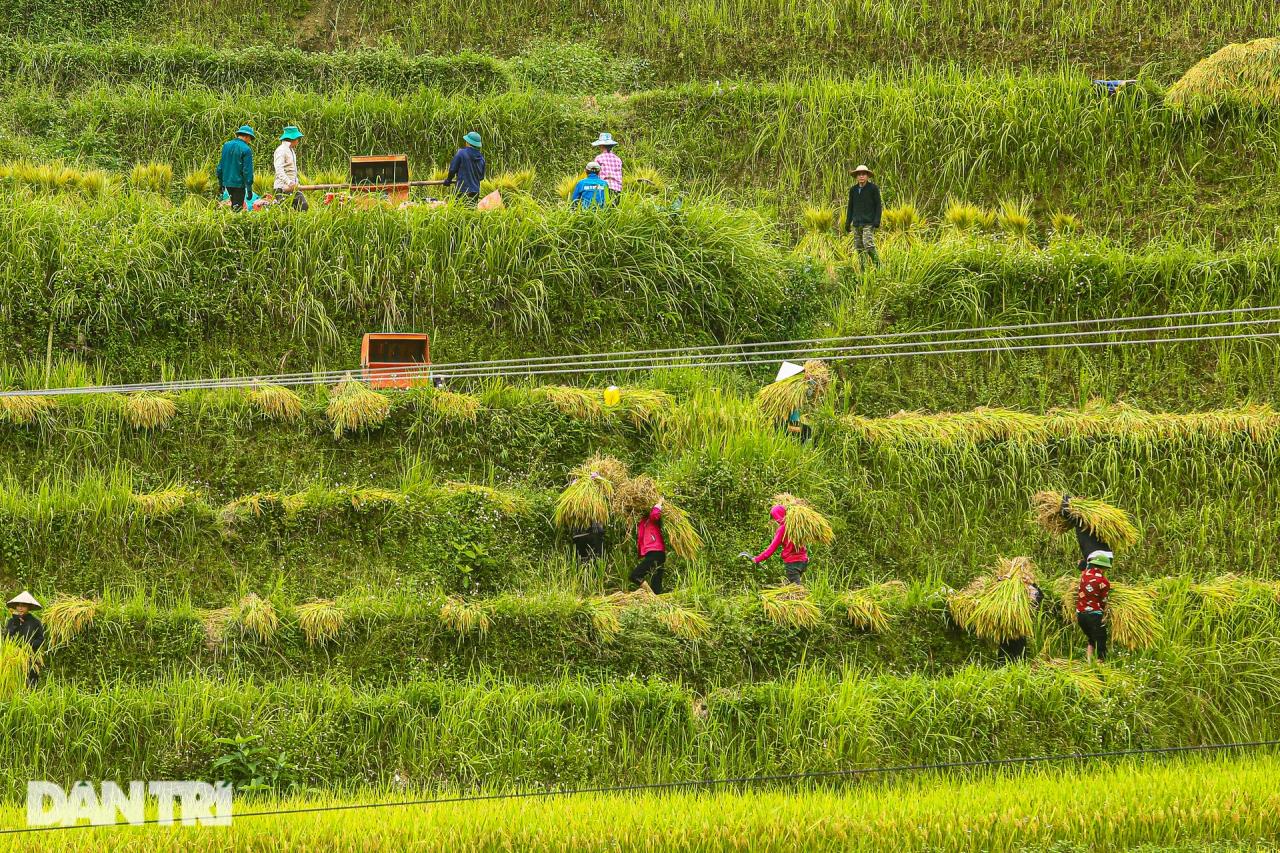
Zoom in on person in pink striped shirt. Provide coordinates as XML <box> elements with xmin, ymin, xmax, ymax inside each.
<box><xmin>591</xmin><ymin>132</ymin><xmax>623</xmax><ymax>204</ymax></box>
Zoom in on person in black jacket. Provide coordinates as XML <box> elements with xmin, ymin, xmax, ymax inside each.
<box><xmin>845</xmin><ymin>164</ymin><xmax>882</xmax><ymax>268</ymax></box>
<box><xmin>4</xmin><ymin>591</ymin><xmax>44</xmax><ymax>688</ymax></box>
<box><xmin>571</xmin><ymin>521</ymin><xmax>606</xmax><ymax>563</ymax></box>
<box><xmin>1061</xmin><ymin>495</ymin><xmax>1112</xmax><ymax>570</ymax></box>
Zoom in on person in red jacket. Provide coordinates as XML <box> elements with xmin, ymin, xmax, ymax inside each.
<box><xmin>1076</xmin><ymin>550</ymin><xmax>1112</xmax><ymax>662</ymax></box>
<box><xmin>629</xmin><ymin>502</ymin><xmax>667</xmax><ymax>594</ymax></box>
<box><xmin>742</xmin><ymin>504</ymin><xmax>809</xmax><ymax>585</ymax></box>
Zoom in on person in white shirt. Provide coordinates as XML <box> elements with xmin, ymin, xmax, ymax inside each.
<box><xmin>273</xmin><ymin>125</ymin><xmax>307</xmax><ymax>210</ymax></box>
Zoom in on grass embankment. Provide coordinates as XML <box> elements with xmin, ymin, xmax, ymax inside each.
<box><xmin>1</xmin><ymin>0</ymin><xmax>1273</xmax><ymax>79</ymax></box>
<box><xmin>1</xmin><ymin>754</ymin><xmax>1275</xmax><ymax>851</ymax></box>
<box><xmin>33</xmin><ymin>575</ymin><xmax>1280</xmax><ymax>685</ymax></box>
<box><xmin>2</xmin><ymin>395</ymin><xmax>1279</xmax><ymax>598</ymax></box>
<box><xmin>0</xmin><ymin>653</ymin><xmax>1277</xmax><ymax>796</ymax></box>
<box><xmin>2</xmin><ymin>73</ymin><xmax>1278</xmax><ymax>239</ymax></box>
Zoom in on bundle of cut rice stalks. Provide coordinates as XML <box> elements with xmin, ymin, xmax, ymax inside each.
<box><xmin>553</xmin><ymin>454</ymin><xmax>628</xmax><ymax>530</ymax></box>
<box><xmin>118</xmin><ymin>392</ymin><xmax>178</xmax><ymax>429</ymax></box>
<box><xmin>604</xmin><ymin>584</ymin><xmax>711</xmax><ymax>640</ymax></box>
<box><xmin>759</xmin><ymin>584</ymin><xmax>823</xmax><ymax>629</ymax></box>
<box><xmin>949</xmin><ymin>558</ymin><xmax>1038</xmax><ymax>643</ymax></box>
<box><xmin>1050</xmin><ymin>574</ymin><xmax>1078</xmax><ymax>623</ymax></box>
<box><xmin>615</xmin><ymin>388</ymin><xmax>673</xmax><ymax>427</ymax></box>
<box><xmin>839</xmin><ymin>580</ymin><xmax>905</xmax><ymax>633</ymax></box>
<box><xmin>0</xmin><ymin>393</ymin><xmax>56</xmax><ymax>425</ymax></box>
<box><xmin>431</xmin><ymin>390</ymin><xmax>481</xmax><ymax>423</ymax></box>
<box><xmin>1032</xmin><ymin>490</ymin><xmax>1140</xmax><ymax>549</ymax></box>
<box><xmin>535</xmin><ymin>386</ymin><xmax>605</xmax><ymax>421</ymax></box>
<box><xmin>132</xmin><ymin>483</ymin><xmax>199</xmax><ymax>518</ymax></box>
<box><xmin>756</xmin><ymin>360</ymin><xmax>831</xmax><ymax>422</ymax></box>
<box><xmin>248</xmin><ymin>384</ymin><xmax>303</xmax><ymax>421</ymax></box>
<box><xmin>1106</xmin><ymin>584</ymin><xmax>1161</xmax><ymax>650</ymax></box>
<box><xmin>293</xmin><ymin>599</ymin><xmax>346</xmax><ymax>645</ymax></box>
<box><xmin>582</xmin><ymin>597</ymin><xmax>623</xmax><ymax>642</ymax></box>
<box><xmin>440</xmin><ymin>596</ymin><xmax>493</xmax><ymax>638</ymax></box>
<box><xmin>327</xmin><ymin>379</ymin><xmax>391</xmax><ymax>438</ymax></box>
<box><xmin>611</xmin><ymin>475</ymin><xmax>701</xmax><ymax>558</ymax></box>
<box><xmin>770</xmin><ymin>493</ymin><xmax>835</xmax><ymax>548</ymax></box>
<box><xmin>1166</xmin><ymin>38</ymin><xmax>1280</xmax><ymax>115</ymax></box>
<box><xmin>42</xmin><ymin>596</ymin><xmax>99</xmax><ymax>647</ymax></box>
<box><xmin>0</xmin><ymin>638</ymin><xmax>35</xmax><ymax>698</ymax></box>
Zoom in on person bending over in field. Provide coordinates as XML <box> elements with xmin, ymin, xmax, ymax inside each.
<box><xmin>845</xmin><ymin>164</ymin><xmax>882</xmax><ymax>269</ymax></box>
<box><xmin>570</xmin><ymin>162</ymin><xmax>610</xmax><ymax>210</ymax></box>
<box><xmin>4</xmin><ymin>591</ymin><xmax>44</xmax><ymax>688</ymax></box>
<box><xmin>1076</xmin><ymin>550</ymin><xmax>1112</xmax><ymax>662</ymax></box>
<box><xmin>741</xmin><ymin>504</ymin><xmax>809</xmax><ymax>586</ymax></box>
<box><xmin>572</xmin><ymin>520</ymin><xmax>606</xmax><ymax>563</ymax></box>
<box><xmin>630</xmin><ymin>501</ymin><xmax>667</xmax><ymax>594</ymax></box>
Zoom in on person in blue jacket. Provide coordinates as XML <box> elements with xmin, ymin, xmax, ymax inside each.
<box><xmin>216</xmin><ymin>125</ymin><xmax>256</xmax><ymax>211</ymax></box>
<box><xmin>444</xmin><ymin>131</ymin><xmax>486</xmax><ymax>204</ymax></box>
<box><xmin>570</xmin><ymin>162</ymin><xmax>610</xmax><ymax>209</ymax></box>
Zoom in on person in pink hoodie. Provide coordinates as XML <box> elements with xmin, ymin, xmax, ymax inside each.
<box><xmin>741</xmin><ymin>504</ymin><xmax>809</xmax><ymax>585</ymax></box>
<box><xmin>629</xmin><ymin>501</ymin><xmax>667</xmax><ymax>594</ymax></box>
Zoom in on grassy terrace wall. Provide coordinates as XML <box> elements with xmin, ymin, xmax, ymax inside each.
<box><xmin>2</xmin><ymin>74</ymin><xmax>1279</xmax><ymax>239</ymax></box>
<box><xmin>2</xmin><ymin>645</ymin><xmax>1278</xmax><ymax>795</ymax></box>
<box><xmin>0</xmin><ymin>0</ymin><xmax>1272</xmax><ymax>78</ymax></box>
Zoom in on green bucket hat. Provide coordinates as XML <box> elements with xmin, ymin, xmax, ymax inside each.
<box><xmin>236</xmin><ymin>125</ymin><xmax>256</xmax><ymax>139</ymax></box>
<box><xmin>1086</xmin><ymin>550</ymin><xmax>1113</xmax><ymax>568</ymax></box>
<box><xmin>280</xmin><ymin>125</ymin><xmax>304</xmax><ymax>141</ymax></box>
<box><xmin>463</xmin><ymin>131</ymin><xmax>482</xmax><ymax>149</ymax></box>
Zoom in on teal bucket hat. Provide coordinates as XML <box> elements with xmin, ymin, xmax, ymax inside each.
<box><xmin>463</xmin><ymin>131</ymin><xmax>482</xmax><ymax>149</ymax></box>
<box><xmin>236</xmin><ymin>125</ymin><xmax>256</xmax><ymax>139</ymax></box>
<box><xmin>280</xmin><ymin>125</ymin><xmax>304</xmax><ymax>141</ymax></box>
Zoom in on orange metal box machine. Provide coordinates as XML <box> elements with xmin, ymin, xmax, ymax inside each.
<box><xmin>361</xmin><ymin>333</ymin><xmax>431</xmax><ymax>388</ymax></box>
<box><xmin>350</xmin><ymin>155</ymin><xmax>411</xmax><ymax>204</ymax></box>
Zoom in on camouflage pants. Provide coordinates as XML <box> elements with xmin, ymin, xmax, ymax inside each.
<box><xmin>851</xmin><ymin>225</ymin><xmax>881</xmax><ymax>266</ymax></box>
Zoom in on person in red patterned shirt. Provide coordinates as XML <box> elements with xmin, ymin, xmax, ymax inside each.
<box><xmin>590</xmin><ymin>132</ymin><xmax>623</xmax><ymax>204</ymax></box>
<box><xmin>1076</xmin><ymin>550</ymin><xmax>1112</xmax><ymax>662</ymax></box>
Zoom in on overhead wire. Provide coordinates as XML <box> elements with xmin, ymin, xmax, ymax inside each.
<box><xmin>2</xmin><ymin>306</ymin><xmax>1278</xmax><ymax>396</ymax></box>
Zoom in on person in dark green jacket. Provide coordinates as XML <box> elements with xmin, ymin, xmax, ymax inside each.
<box><xmin>216</xmin><ymin>125</ymin><xmax>256</xmax><ymax>211</ymax></box>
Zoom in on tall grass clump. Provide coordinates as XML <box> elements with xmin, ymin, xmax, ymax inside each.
<box><xmin>440</xmin><ymin>596</ymin><xmax>492</xmax><ymax>637</ymax></box>
<box><xmin>756</xmin><ymin>359</ymin><xmax>830</xmax><ymax>421</ymax></box>
<box><xmin>326</xmin><ymin>380</ymin><xmax>391</xmax><ymax>438</ymax></box>
<box><xmin>129</xmin><ymin>161</ymin><xmax>173</xmax><ymax>193</ymax></box>
<box><xmin>248</xmin><ymin>384</ymin><xmax>303</xmax><ymax>421</ymax></box>
<box><xmin>770</xmin><ymin>493</ymin><xmax>834</xmax><ymax>548</ymax></box>
<box><xmin>183</xmin><ymin>169</ymin><xmax>214</xmax><ymax>194</ymax></box>
<box><xmin>293</xmin><ymin>600</ymin><xmax>345</xmax><ymax>645</ymax></box>
<box><xmin>996</xmin><ymin>198</ymin><xmax>1032</xmax><ymax>241</ymax></box>
<box><xmin>1050</xmin><ymin>211</ymin><xmax>1081</xmax><ymax>237</ymax></box>
<box><xmin>42</xmin><ymin>596</ymin><xmax>98</xmax><ymax>647</ymax></box>
<box><xmin>1033</xmin><ymin>491</ymin><xmax>1140</xmax><ymax>549</ymax></box>
<box><xmin>1167</xmin><ymin>38</ymin><xmax>1280</xmax><ymax>115</ymax></box>
<box><xmin>0</xmin><ymin>638</ymin><xmax>34</xmax><ymax>697</ymax></box>
<box><xmin>794</xmin><ymin>206</ymin><xmax>843</xmax><ymax>277</ymax></box>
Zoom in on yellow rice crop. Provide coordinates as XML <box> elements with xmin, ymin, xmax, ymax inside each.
<box><xmin>536</xmin><ymin>386</ymin><xmax>605</xmax><ymax>420</ymax></box>
<box><xmin>431</xmin><ymin>390</ymin><xmax>481</xmax><ymax>423</ymax></box>
<box><xmin>659</xmin><ymin>502</ymin><xmax>702</xmax><ymax>559</ymax></box>
<box><xmin>759</xmin><ymin>585</ymin><xmax>823</xmax><ymax>629</ymax></box>
<box><xmin>442</xmin><ymin>482</ymin><xmax>529</xmax><ymax>515</ymax></box>
<box><xmin>770</xmin><ymin>493</ymin><xmax>834</xmax><ymax>548</ymax></box>
<box><xmin>119</xmin><ymin>392</ymin><xmax>178</xmax><ymax>429</ymax></box>
<box><xmin>967</xmin><ymin>573</ymin><xmax>1035</xmax><ymax>643</ymax></box>
<box><xmin>1033</xmin><ymin>490</ymin><xmax>1140</xmax><ymax>549</ymax></box>
<box><xmin>611</xmin><ymin>475</ymin><xmax>661</xmax><ymax>520</ymax></box>
<box><xmin>1167</xmin><ymin>38</ymin><xmax>1280</xmax><ymax>114</ymax></box>
<box><xmin>233</xmin><ymin>593</ymin><xmax>279</xmax><ymax>642</ymax></box>
<box><xmin>0</xmin><ymin>394</ymin><xmax>56</xmax><ymax>424</ymax></box>
<box><xmin>294</xmin><ymin>600</ymin><xmax>346</xmax><ymax>645</ymax></box>
<box><xmin>0</xmin><ymin>638</ymin><xmax>34</xmax><ymax>698</ymax></box>
<box><xmin>132</xmin><ymin>483</ymin><xmax>198</xmax><ymax>517</ymax></box>
<box><xmin>756</xmin><ymin>360</ymin><xmax>831</xmax><ymax>421</ymax></box>
<box><xmin>42</xmin><ymin>596</ymin><xmax>99</xmax><ymax>647</ymax></box>
<box><xmin>248</xmin><ymin>384</ymin><xmax>303</xmax><ymax>421</ymax></box>
<box><xmin>616</xmin><ymin>388</ymin><xmax>673</xmax><ymax>427</ymax></box>
<box><xmin>582</xmin><ymin>597</ymin><xmax>622</xmax><ymax>642</ymax></box>
<box><xmin>440</xmin><ymin>596</ymin><xmax>493</xmax><ymax>637</ymax></box>
<box><xmin>555</xmin><ymin>474</ymin><xmax>614</xmax><ymax>529</ymax></box>
<box><xmin>1106</xmin><ymin>584</ymin><xmax>1161</xmax><ymax>650</ymax></box>
<box><xmin>326</xmin><ymin>380</ymin><xmax>391</xmax><ymax>438</ymax></box>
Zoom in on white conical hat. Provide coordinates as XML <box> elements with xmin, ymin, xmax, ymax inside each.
<box><xmin>7</xmin><ymin>591</ymin><xmax>40</xmax><ymax>609</ymax></box>
<box><xmin>775</xmin><ymin>361</ymin><xmax>804</xmax><ymax>383</ymax></box>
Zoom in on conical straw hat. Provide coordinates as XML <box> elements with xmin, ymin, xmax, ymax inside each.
<box><xmin>6</xmin><ymin>591</ymin><xmax>40</xmax><ymax>609</ymax></box>
<box><xmin>775</xmin><ymin>361</ymin><xmax>804</xmax><ymax>383</ymax></box>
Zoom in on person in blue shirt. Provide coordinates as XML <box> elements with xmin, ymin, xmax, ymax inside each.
<box><xmin>570</xmin><ymin>162</ymin><xmax>609</xmax><ymax>209</ymax></box>
<box><xmin>444</xmin><ymin>131</ymin><xmax>486</xmax><ymax>204</ymax></box>
<box><xmin>216</xmin><ymin>125</ymin><xmax>256</xmax><ymax>211</ymax></box>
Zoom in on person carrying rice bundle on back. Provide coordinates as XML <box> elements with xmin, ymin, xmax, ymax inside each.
<box><xmin>1076</xmin><ymin>550</ymin><xmax>1112</xmax><ymax>662</ymax></box>
<box><xmin>630</xmin><ymin>500</ymin><xmax>667</xmax><ymax>594</ymax></box>
<box><xmin>1060</xmin><ymin>494</ymin><xmax>1112</xmax><ymax>571</ymax></box>
<box><xmin>742</xmin><ymin>504</ymin><xmax>810</xmax><ymax>586</ymax></box>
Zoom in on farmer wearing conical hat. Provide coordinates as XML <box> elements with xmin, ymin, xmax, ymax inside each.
<box><xmin>844</xmin><ymin>164</ymin><xmax>882</xmax><ymax>269</ymax></box>
<box><xmin>445</xmin><ymin>131</ymin><xmax>486</xmax><ymax>205</ymax></box>
<box><xmin>273</xmin><ymin>125</ymin><xmax>308</xmax><ymax>211</ymax></box>
<box><xmin>629</xmin><ymin>501</ymin><xmax>667</xmax><ymax>594</ymax></box>
<box><xmin>590</xmin><ymin>132</ymin><xmax>622</xmax><ymax>205</ymax></box>
<box><xmin>4</xmin><ymin>591</ymin><xmax>44</xmax><ymax>688</ymax></box>
<box><xmin>1076</xmin><ymin>551</ymin><xmax>1112</xmax><ymax>663</ymax></box>
<box><xmin>741</xmin><ymin>505</ymin><xmax>809</xmax><ymax>586</ymax></box>
<box><xmin>216</xmin><ymin>124</ymin><xmax>256</xmax><ymax>211</ymax></box>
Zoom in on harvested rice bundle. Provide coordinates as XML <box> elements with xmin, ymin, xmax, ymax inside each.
<box><xmin>535</xmin><ymin>386</ymin><xmax>604</xmax><ymax>421</ymax></box>
<box><xmin>838</xmin><ymin>581</ymin><xmax>905</xmax><ymax>633</ymax></box>
<box><xmin>997</xmin><ymin>556</ymin><xmax>1038</xmax><ymax>584</ymax></box>
<box><xmin>442</xmin><ymin>482</ymin><xmax>528</xmax><ymax>515</ymax></box>
<box><xmin>770</xmin><ymin>493</ymin><xmax>835</xmax><ymax>548</ymax></box>
<box><xmin>211</xmin><ymin>593</ymin><xmax>280</xmax><ymax>643</ymax></box>
<box><xmin>293</xmin><ymin>600</ymin><xmax>345</xmax><ymax>645</ymax></box>
<box><xmin>611</xmin><ymin>475</ymin><xmax>661</xmax><ymax>521</ymax></box>
<box><xmin>0</xmin><ymin>394</ymin><xmax>56</xmax><ymax>425</ymax></box>
<box><xmin>1032</xmin><ymin>490</ymin><xmax>1140</xmax><ymax>549</ymax></box>
<box><xmin>574</xmin><ymin>453</ymin><xmax>629</xmax><ymax>488</ymax></box>
<box><xmin>604</xmin><ymin>585</ymin><xmax>711</xmax><ymax>640</ymax></box>
<box><xmin>616</xmin><ymin>388</ymin><xmax>673</xmax><ymax>427</ymax></box>
<box><xmin>1106</xmin><ymin>584</ymin><xmax>1161</xmax><ymax>650</ymax></box>
<box><xmin>440</xmin><ymin>596</ymin><xmax>493</xmax><ymax>637</ymax></box>
<box><xmin>759</xmin><ymin>585</ymin><xmax>823</xmax><ymax>629</ymax></box>
<box><xmin>42</xmin><ymin>596</ymin><xmax>98</xmax><ymax>647</ymax></box>
<box><xmin>119</xmin><ymin>392</ymin><xmax>177</xmax><ymax>429</ymax></box>
<box><xmin>1050</xmin><ymin>574</ymin><xmax>1078</xmax><ymax>623</ymax></box>
<box><xmin>966</xmin><ymin>407</ymin><xmax>1048</xmax><ymax>444</ymax></box>
<box><xmin>946</xmin><ymin>575</ymin><xmax>991</xmax><ymax>631</ymax></box>
<box><xmin>248</xmin><ymin>384</ymin><xmax>303</xmax><ymax>421</ymax></box>
<box><xmin>582</xmin><ymin>597</ymin><xmax>622</xmax><ymax>642</ymax></box>
<box><xmin>430</xmin><ymin>390</ymin><xmax>481</xmax><ymax>423</ymax></box>
<box><xmin>967</xmin><ymin>573</ymin><xmax>1035</xmax><ymax>644</ymax></box>
<box><xmin>1167</xmin><ymin>38</ymin><xmax>1280</xmax><ymax>115</ymax></box>
<box><xmin>326</xmin><ymin>379</ymin><xmax>391</xmax><ymax>438</ymax></box>
<box><xmin>1190</xmin><ymin>574</ymin><xmax>1244</xmax><ymax>615</ymax></box>
<box><xmin>756</xmin><ymin>360</ymin><xmax>831</xmax><ymax>422</ymax></box>
<box><xmin>659</xmin><ymin>502</ymin><xmax>702</xmax><ymax>559</ymax></box>
<box><xmin>217</xmin><ymin>492</ymin><xmax>279</xmax><ymax>531</ymax></box>
<box><xmin>554</xmin><ymin>455</ymin><xmax>625</xmax><ymax>530</ymax></box>
<box><xmin>132</xmin><ymin>484</ymin><xmax>199</xmax><ymax>518</ymax></box>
